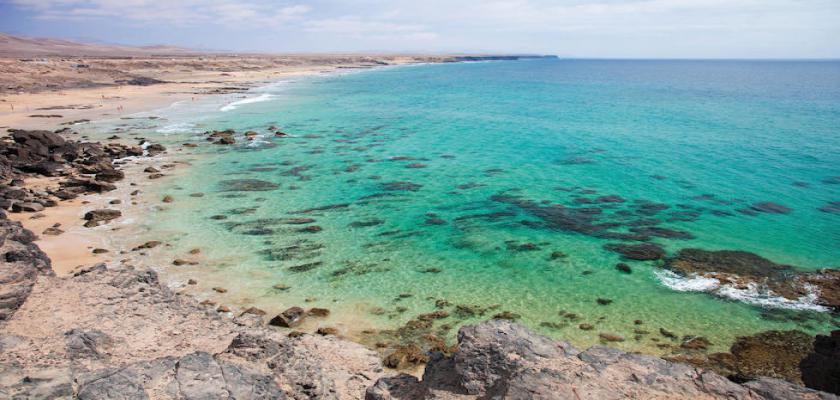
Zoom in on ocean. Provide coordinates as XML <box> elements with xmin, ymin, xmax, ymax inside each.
<box><xmin>95</xmin><ymin>59</ymin><xmax>840</xmax><ymax>353</ymax></box>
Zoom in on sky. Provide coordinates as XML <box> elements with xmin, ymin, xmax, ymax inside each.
<box><xmin>1</xmin><ymin>0</ymin><xmax>839</xmax><ymax>58</ymax></box>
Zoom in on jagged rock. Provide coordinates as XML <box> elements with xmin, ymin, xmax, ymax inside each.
<box><xmin>74</xmin><ymin>352</ymin><xmax>284</xmax><ymax>400</ymax></box>
<box><xmin>65</xmin><ymin>329</ymin><xmax>113</xmax><ymax>360</ymax></box>
<box><xmin>63</xmin><ymin>178</ymin><xmax>116</xmax><ymax>193</ymax></box>
<box><xmin>0</xmin><ymin>366</ymin><xmax>74</xmax><ymax>399</ymax></box>
<box><xmin>728</xmin><ymin>330</ymin><xmax>815</xmax><ymax>384</ymax></box>
<box><xmin>0</xmin><ymin>215</ymin><xmax>52</xmax><ymax>320</ymax></box>
<box><xmin>83</xmin><ymin>209</ymin><xmax>121</xmax><ymax>227</ymax></box>
<box><xmin>744</xmin><ymin>377</ymin><xmax>838</xmax><ymax>400</ymax></box>
<box><xmin>367</xmin><ymin>320</ymin><xmax>838</xmax><ymax>400</ymax></box>
<box><xmin>146</xmin><ymin>143</ymin><xmax>166</xmax><ymax>156</ymax></box>
<box><xmin>269</xmin><ymin>306</ymin><xmax>306</xmax><ymax>328</ymax></box>
<box><xmin>10</xmin><ymin>202</ymin><xmax>44</xmax><ymax>212</ymax></box>
<box><xmin>174</xmin><ymin>352</ymin><xmax>229</xmax><ymax>398</ymax></box>
<box><xmin>665</xmin><ymin>249</ymin><xmax>840</xmax><ymax>311</ymax></box>
<box><xmin>383</xmin><ymin>344</ymin><xmax>428</xmax><ymax>369</ymax></box>
<box><xmin>801</xmin><ymin>330</ymin><xmax>840</xmax><ymax>395</ymax></box>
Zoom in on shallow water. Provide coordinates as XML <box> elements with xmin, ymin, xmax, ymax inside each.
<box><xmin>90</xmin><ymin>60</ymin><xmax>840</xmax><ymax>353</ymax></box>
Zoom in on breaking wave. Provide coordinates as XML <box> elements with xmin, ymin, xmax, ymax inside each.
<box><xmin>220</xmin><ymin>94</ymin><xmax>275</xmax><ymax>112</ymax></box>
<box><xmin>655</xmin><ymin>270</ymin><xmax>828</xmax><ymax>312</ymax></box>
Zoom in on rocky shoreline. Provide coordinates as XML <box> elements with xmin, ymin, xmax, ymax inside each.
<box><xmin>0</xmin><ymin>256</ymin><xmax>837</xmax><ymax>399</ymax></box>
<box><xmin>0</xmin><ymin>128</ymin><xmax>838</xmax><ymax>398</ymax></box>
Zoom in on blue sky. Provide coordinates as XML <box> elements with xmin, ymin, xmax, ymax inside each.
<box><xmin>1</xmin><ymin>0</ymin><xmax>839</xmax><ymax>58</ymax></box>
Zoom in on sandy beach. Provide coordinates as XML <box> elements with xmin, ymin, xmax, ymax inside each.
<box><xmin>0</xmin><ymin>53</ymin><xmax>450</xmax><ymax>275</ymax></box>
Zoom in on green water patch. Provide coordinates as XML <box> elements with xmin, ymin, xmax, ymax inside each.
<box><xmin>98</xmin><ymin>60</ymin><xmax>840</xmax><ymax>355</ymax></box>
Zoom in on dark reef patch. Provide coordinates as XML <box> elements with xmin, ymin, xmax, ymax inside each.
<box><xmin>288</xmin><ymin>261</ymin><xmax>323</xmax><ymax>273</ymax></box>
<box><xmin>604</xmin><ymin>243</ymin><xmax>666</xmax><ymax>260</ymax></box>
<box><xmin>750</xmin><ymin>202</ymin><xmax>793</xmax><ymax>214</ymax></box>
<box><xmin>290</xmin><ymin>203</ymin><xmax>351</xmax><ymax>214</ymax></box>
<box><xmin>822</xmin><ymin>176</ymin><xmax>840</xmax><ymax>185</ymax></box>
<box><xmin>218</xmin><ymin>179</ymin><xmax>279</xmax><ymax>192</ymax></box>
<box><xmin>818</xmin><ymin>201</ymin><xmax>840</xmax><ymax>214</ymax></box>
<box><xmin>258</xmin><ymin>240</ymin><xmax>324</xmax><ymax>261</ymax></box>
<box><xmin>349</xmin><ymin>219</ymin><xmax>385</xmax><ymax>228</ymax></box>
<box><xmin>629</xmin><ymin>226</ymin><xmax>695</xmax><ymax>240</ymax></box>
<box><xmin>382</xmin><ymin>181</ymin><xmax>422</xmax><ymax>192</ymax></box>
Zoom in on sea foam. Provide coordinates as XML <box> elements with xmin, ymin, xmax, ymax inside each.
<box><xmin>220</xmin><ymin>94</ymin><xmax>275</xmax><ymax>112</ymax></box>
<box><xmin>655</xmin><ymin>270</ymin><xmax>828</xmax><ymax>312</ymax></box>
<box><xmin>156</xmin><ymin>122</ymin><xmax>197</xmax><ymax>134</ymax></box>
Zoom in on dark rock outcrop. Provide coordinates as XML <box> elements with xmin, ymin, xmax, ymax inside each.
<box><xmin>0</xmin><ymin>214</ymin><xmax>52</xmax><ymax>320</ymax></box>
<box><xmin>83</xmin><ymin>209</ymin><xmax>122</xmax><ymax>228</ymax></box>
<box><xmin>670</xmin><ymin>328</ymin><xmax>840</xmax><ymax>396</ymax></box>
<box><xmin>367</xmin><ymin>320</ymin><xmax>838</xmax><ymax>400</ymax></box>
<box><xmin>801</xmin><ymin>330</ymin><xmax>840</xmax><ymax>395</ymax></box>
<box><xmin>0</xmin><ymin>129</ymin><xmax>153</xmax><ymax>209</ymax></box>
<box><xmin>268</xmin><ymin>306</ymin><xmax>306</xmax><ymax>328</ymax></box>
<box><xmin>665</xmin><ymin>248</ymin><xmax>840</xmax><ymax>311</ymax></box>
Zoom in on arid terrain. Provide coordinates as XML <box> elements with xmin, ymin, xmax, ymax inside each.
<box><xmin>0</xmin><ymin>33</ymin><xmax>476</xmax><ymax>131</ymax></box>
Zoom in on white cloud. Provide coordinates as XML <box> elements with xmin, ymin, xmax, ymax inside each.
<box><xmin>5</xmin><ymin>0</ymin><xmax>840</xmax><ymax>56</ymax></box>
<box><xmin>303</xmin><ymin>16</ymin><xmax>437</xmax><ymax>41</ymax></box>
<box><xmin>9</xmin><ymin>0</ymin><xmax>312</xmax><ymax>26</ymax></box>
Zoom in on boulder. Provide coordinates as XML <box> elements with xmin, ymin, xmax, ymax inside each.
<box><xmin>269</xmin><ymin>306</ymin><xmax>306</xmax><ymax>328</ymax></box>
<box><xmin>801</xmin><ymin>330</ymin><xmax>840</xmax><ymax>395</ymax></box>
<box><xmin>11</xmin><ymin>202</ymin><xmax>44</xmax><ymax>213</ymax></box>
<box><xmin>83</xmin><ymin>209</ymin><xmax>122</xmax><ymax>227</ymax></box>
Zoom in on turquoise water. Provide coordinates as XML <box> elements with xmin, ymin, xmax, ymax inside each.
<box><xmin>113</xmin><ymin>60</ymin><xmax>840</xmax><ymax>353</ymax></box>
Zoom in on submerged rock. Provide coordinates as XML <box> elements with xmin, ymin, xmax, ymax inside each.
<box><xmin>673</xmin><ymin>328</ymin><xmax>840</xmax><ymax>396</ymax></box>
<box><xmin>818</xmin><ymin>201</ymin><xmax>840</xmax><ymax>214</ymax></box>
<box><xmin>729</xmin><ymin>330</ymin><xmax>814</xmax><ymax>384</ymax></box>
<box><xmin>615</xmin><ymin>263</ymin><xmax>632</xmax><ymax>273</ymax></box>
<box><xmin>382</xmin><ymin>181</ymin><xmax>423</xmax><ymax>191</ymax></box>
<box><xmin>383</xmin><ymin>344</ymin><xmax>428</xmax><ymax>369</ymax></box>
<box><xmin>750</xmin><ymin>202</ymin><xmax>793</xmax><ymax>214</ymax></box>
<box><xmin>218</xmin><ymin>179</ymin><xmax>279</xmax><ymax>192</ymax></box>
<box><xmin>604</xmin><ymin>242</ymin><xmax>666</xmax><ymax>260</ymax></box>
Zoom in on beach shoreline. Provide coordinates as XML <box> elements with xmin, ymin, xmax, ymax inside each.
<box><xmin>0</xmin><ymin>54</ymin><xmax>446</xmax><ymax>275</ymax></box>
<box><xmin>1</xmin><ymin>54</ymin><xmax>839</xmax><ymax>398</ymax></box>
